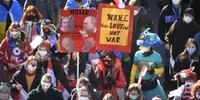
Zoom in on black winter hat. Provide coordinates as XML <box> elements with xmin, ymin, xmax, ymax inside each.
<box><xmin>184</xmin><ymin>8</ymin><xmax>195</xmax><ymax>17</ymax></box>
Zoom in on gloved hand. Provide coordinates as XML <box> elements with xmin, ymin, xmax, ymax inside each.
<box><xmin>104</xmin><ymin>84</ymin><xmax>111</xmax><ymax>89</ymax></box>
<box><xmin>148</xmin><ymin>68</ymin><xmax>155</xmax><ymax>74</ymax></box>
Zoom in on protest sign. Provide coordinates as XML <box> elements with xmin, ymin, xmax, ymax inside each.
<box><xmin>96</xmin><ymin>4</ymin><xmax>134</xmax><ymax>53</ymax></box>
<box><xmin>58</xmin><ymin>9</ymin><xmax>97</xmax><ymax>53</ymax></box>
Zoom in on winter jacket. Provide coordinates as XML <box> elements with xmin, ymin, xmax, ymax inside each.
<box><xmin>165</xmin><ymin>18</ymin><xmax>199</xmax><ymax>59</ymax></box>
<box><xmin>27</xmin><ymin>85</ymin><xmax>64</xmax><ymax>100</ymax></box>
<box><xmin>97</xmin><ymin>59</ymin><xmax>126</xmax><ymax>100</ymax></box>
<box><xmin>158</xmin><ymin>4</ymin><xmax>187</xmax><ymax>42</ymax></box>
<box><xmin>0</xmin><ymin>0</ymin><xmax>23</xmax><ymax>41</ymax></box>
<box><xmin>24</xmin><ymin>0</ymin><xmax>59</xmax><ymax>25</ymax></box>
<box><xmin>0</xmin><ymin>37</ymin><xmax>32</xmax><ymax>77</ymax></box>
<box><xmin>9</xmin><ymin>67</ymin><xmax>43</xmax><ymax>99</ymax></box>
<box><xmin>190</xmin><ymin>0</ymin><xmax>200</xmax><ymax>25</ymax></box>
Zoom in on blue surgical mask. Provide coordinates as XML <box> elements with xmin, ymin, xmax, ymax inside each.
<box><xmin>187</xmin><ymin>48</ymin><xmax>196</xmax><ymax>55</ymax></box>
<box><xmin>196</xmin><ymin>92</ymin><xmax>200</xmax><ymax>99</ymax></box>
<box><xmin>129</xmin><ymin>95</ymin><xmax>138</xmax><ymax>100</ymax></box>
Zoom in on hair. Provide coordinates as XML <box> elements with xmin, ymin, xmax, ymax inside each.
<box><xmin>21</xmin><ymin>5</ymin><xmax>43</xmax><ymax>24</ymax></box>
<box><xmin>26</xmin><ymin>55</ymin><xmax>39</xmax><ymax>66</ymax></box>
<box><xmin>6</xmin><ymin>22</ymin><xmax>25</xmax><ymax>41</ymax></box>
<box><xmin>125</xmin><ymin>84</ymin><xmax>142</xmax><ymax>100</ymax></box>
<box><xmin>191</xmin><ymin>80</ymin><xmax>200</xmax><ymax>99</ymax></box>
<box><xmin>41</xmin><ymin>73</ymin><xmax>52</xmax><ymax>83</ymax></box>
<box><xmin>85</xmin><ymin>16</ymin><xmax>97</xmax><ymax>26</ymax></box>
<box><xmin>99</xmin><ymin>51</ymin><xmax>115</xmax><ymax>61</ymax></box>
<box><xmin>178</xmin><ymin>38</ymin><xmax>199</xmax><ymax>62</ymax></box>
<box><xmin>76</xmin><ymin>75</ymin><xmax>90</xmax><ymax>88</ymax></box>
<box><xmin>38</xmin><ymin>40</ymin><xmax>51</xmax><ymax>51</ymax></box>
<box><xmin>103</xmin><ymin>93</ymin><xmax>114</xmax><ymax>100</ymax></box>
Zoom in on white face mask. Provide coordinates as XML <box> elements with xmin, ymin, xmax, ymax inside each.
<box><xmin>38</xmin><ymin>51</ymin><xmax>47</xmax><ymax>58</ymax></box>
<box><xmin>134</xmin><ymin>10</ymin><xmax>139</xmax><ymax>16</ymax></box>
<box><xmin>41</xmin><ymin>82</ymin><xmax>51</xmax><ymax>91</ymax></box>
<box><xmin>10</xmin><ymin>31</ymin><xmax>19</xmax><ymax>38</ymax></box>
<box><xmin>172</xmin><ymin>0</ymin><xmax>180</xmax><ymax>5</ymax></box>
<box><xmin>187</xmin><ymin>48</ymin><xmax>196</xmax><ymax>55</ymax></box>
<box><xmin>27</xmin><ymin>64</ymin><xmax>37</xmax><ymax>72</ymax></box>
<box><xmin>129</xmin><ymin>95</ymin><xmax>138</xmax><ymax>99</ymax></box>
<box><xmin>79</xmin><ymin>96</ymin><xmax>89</xmax><ymax>100</ymax></box>
<box><xmin>183</xmin><ymin>16</ymin><xmax>193</xmax><ymax>23</ymax></box>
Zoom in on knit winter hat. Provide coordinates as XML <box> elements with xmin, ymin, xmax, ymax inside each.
<box><xmin>184</xmin><ymin>8</ymin><xmax>195</xmax><ymax>17</ymax></box>
<box><xmin>136</xmin><ymin>28</ymin><xmax>163</xmax><ymax>46</ymax></box>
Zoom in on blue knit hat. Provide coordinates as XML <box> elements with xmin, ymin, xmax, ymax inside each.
<box><xmin>136</xmin><ymin>28</ymin><xmax>163</xmax><ymax>46</ymax></box>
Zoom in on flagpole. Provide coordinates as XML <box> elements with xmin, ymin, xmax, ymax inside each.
<box><xmin>77</xmin><ymin>52</ymin><xmax>80</xmax><ymax>80</ymax></box>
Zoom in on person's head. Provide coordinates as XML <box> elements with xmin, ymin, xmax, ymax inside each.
<box><xmin>6</xmin><ymin>22</ymin><xmax>24</xmax><ymax>40</ymax></box>
<box><xmin>183</xmin><ymin>8</ymin><xmax>195</xmax><ymax>24</ymax></box>
<box><xmin>60</xmin><ymin>16</ymin><xmax>74</xmax><ymax>32</ymax></box>
<box><xmin>76</xmin><ymin>76</ymin><xmax>92</xmax><ymax>100</ymax></box>
<box><xmin>172</xmin><ymin>0</ymin><xmax>182</xmax><ymax>6</ymax></box>
<box><xmin>40</xmin><ymin>73</ymin><xmax>52</xmax><ymax>92</ymax></box>
<box><xmin>185</xmin><ymin>38</ymin><xmax>198</xmax><ymax>56</ymax></box>
<box><xmin>41</xmin><ymin>19</ymin><xmax>56</xmax><ymax>35</ymax></box>
<box><xmin>99</xmin><ymin>51</ymin><xmax>115</xmax><ymax>68</ymax></box>
<box><xmin>36</xmin><ymin>40</ymin><xmax>51</xmax><ymax>61</ymax></box>
<box><xmin>126</xmin><ymin>84</ymin><xmax>141</xmax><ymax>100</ymax></box>
<box><xmin>152</xmin><ymin>96</ymin><xmax>162</xmax><ymax>100</ymax></box>
<box><xmin>25</xmin><ymin>56</ymin><xmax>39</xmax><ymax>75</ymax></box>
<box><xmin>137</xmin><ymin>28</ymin><xmax>163</xmax><ymax>51</ymax></box>
<box><xmin>83</xmin><ymin>16</ymin><xmax>97</xmax><ymax>33</ymax></box>
<box><xmin>103</xmin><ymin>93</ymin><xmax>114</xmax><ymax>100</ymax></box>
<box><xmin>191</xmin><ymin>80</ymin><xmax>200</xmax><ymax>99</ymax></box>
<box><xmin>21</xmin><ymin>5</ymin><xmax>43</xmax><ymax>23</ymax></box>
<box><xmin>0</xmin><ymin>83</ymin><xmax>11</xmax><ymax>100</ymax></box>
<box><xmin>61</xmin><ymin>37</ymin><xmax>74</xmax><ymax>52</ymax></box>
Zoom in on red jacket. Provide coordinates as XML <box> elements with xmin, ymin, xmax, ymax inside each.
<box><xmin>0</xmin><ymin>37</ymin><xmax>32</xmax><ymax>65</ymax></box>
<box><xmin>97</xmin><ymin>59</ymin><xmax>125</xmax><ymax>99</ymax></box>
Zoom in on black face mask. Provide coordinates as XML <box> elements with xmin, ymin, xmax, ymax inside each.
<box><xmin>103</xmin><ymin>59</ymin><xmax>113</xmax><ymax>68</ymax></box>
<box><xmin>26</xmin><ymin>15</ymin><xmax>39</xmax><ymax>22</ymax></box>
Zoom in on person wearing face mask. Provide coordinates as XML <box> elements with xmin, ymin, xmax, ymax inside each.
<box><xmin>35</xmin><ymin>40</ymin><xmax>63</xmax><ymax>88</ymax></box>
<box><xmin>96</xmin><ymin>51</ymin><xmax>125</xmax><ymax>100</ymax></box>
<box><xmin>158</xmin><ymin>0</ymin><xmax>188</xmax><ymax>92</ymax></box>
<box><xmin>125</xmin><ymin>84</ymin><xmax>143</xmax><ymax>100</ymax></box>
<box><xmin>20</xmin><ymin>5</ymin><xmax>43</xmax><ymax>42</ymax></box>
<box><xmin>9</xmin><ymin>56</ymin><xmax>43</xmax><ymax>100</ymax></box>
<box><xmin>0</xmin><ymin>0</ymin><xmax>23</xmax><ymax>42</ymax></box>
<box><xmin>174</xmin><ymin>38</ymin><xmax>200</xmax><ymax>78</ymax></box>
<box><xmin>70</xmin><ymin>76</ymin><xmax>101</xmax><ymax>100</ymax></box>
<box><xmin>39</xmin><ymin>19</ymin><xmax>58</xmax><ymax>56</ymax></box>
<box><xmin>165</xmin><ymin>8</ymin><xmax>199</xmax><ymax>61</ymax></box>
<box><xmin>0</xmin><ymin>22</ymin><xmax>32</xmax><ymax>82</ymax></box>
<box><xmin>27</xmin><ymin>73</ymin><xmax>64</xmax><ymax>100</ymax></box>
<box><xmin>169</xmin><ymin>69</ymin><xmax>197</xmax><ymax>100</ymax></box>
<box><xmin>158</xmin><ymin>0</ymin><xmax>187</xmax><ymax>42</ymax></box>
<box><xmin>130</xmin><ymin>29</ymin><xmax>167</xmax><ymax>100</ymax></box>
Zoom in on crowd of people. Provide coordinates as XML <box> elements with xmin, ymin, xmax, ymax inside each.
<box><xmin>0</xmin><ymin>0</ymin><xmax>200</xmax><ymax>100</ymax></box>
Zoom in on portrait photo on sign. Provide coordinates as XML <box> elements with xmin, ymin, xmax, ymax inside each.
<box><xmin>79</xmin><ymin>16</ymin><xmax>97</xmax><ymax>38</ymax></box>
<box><xmin>59</xmin><ymin>15</ymin><xmax>74</xmax><ymax>33</ymax></box>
